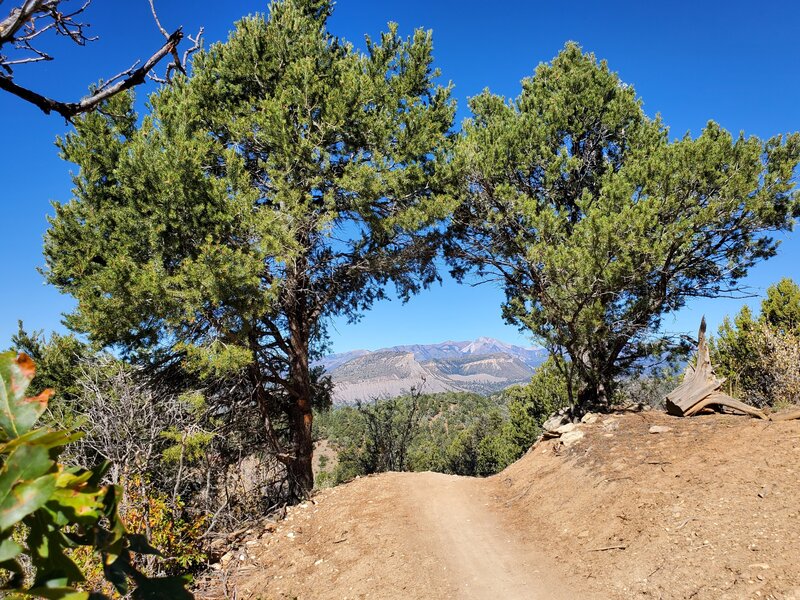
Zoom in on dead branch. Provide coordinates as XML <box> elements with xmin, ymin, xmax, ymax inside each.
<box><xmin>588</xmin><ymin>544</ymin><xmax>627</xmax><ymax>552</ymax></box>
<box><xmin>0</xmin><ymin>0</ymin><xmax>203</xmax><ymax>119</ymax></box>
<box><xmin>770</xmin><ymin>409</ymin><xmax>800</xmax><ymax>422</ymax></box>
<box><xmin>665</xmin><ymin>317</ymin><xmax>767</xmax><ymax>419</ymax></box>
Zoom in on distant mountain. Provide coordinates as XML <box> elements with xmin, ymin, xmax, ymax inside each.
<box><xmin>315</xmin><ymin>349</ymin><xmax>371</xmax><ymax>372</ymax></box>
<box><xmin>317</xmin><ymin>338</ymin><xmax>547</xmax><ymax>405</ymax></box>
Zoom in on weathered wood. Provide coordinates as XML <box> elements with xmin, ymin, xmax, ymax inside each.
<box><xmin>683</xmin><ymin>391</ymin><xmax>767</xmax><ymax>420</ymax></box>
<box><xmin>665</xmin><ymin>317</ymin><xmax>765</xmax><ymax>419</ymax></box>
<box><xmin>770</xmin><ymin>409</ymin><xmax>800</xmax><ymax>422</ymax></box>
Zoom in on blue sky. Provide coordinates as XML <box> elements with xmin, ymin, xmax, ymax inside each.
<box><xmin>1</xmin><ymin>0</ymin><xmax>799</xmax><ymax>353</ymax></box>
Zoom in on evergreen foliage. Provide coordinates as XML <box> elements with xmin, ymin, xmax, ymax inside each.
<box><xmin>315</xmin><ymin>369</ymin><xmax>570</xmax><ymax>483</ymax></box>
<box><xmin>43</xmin><ymin>0</ymin><xmax>454</xmax><ymax>498</ymax></box>
<box><xmin>10</xmin><ymin>323</ymin><xmax>88</xmax><ymax>412</ymax></box>
<box><xmin>713</xmin><ymin>278</ymin><xmax>800</xmax><ymax>406</ymax></box>
<box><xmin>761</xmin><ymin>277</ymin><xmax>800</xmax><ymax>335</ymax></box>
<box><xmin>445</xmin><ymin>43</ymin><xmax>800</xmax><ymax>406</ymax></box>
<box><xmin>494</xmin><ymin>356</ymin><xmax>571</xmax><ymax>451</ymax></box>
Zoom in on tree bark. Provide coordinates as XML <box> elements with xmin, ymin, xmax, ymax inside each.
<box><xmin>285</xmin><ymin>260</ymin><xmax>315</xmax><ymax>500</ymax></box>
<box><xmin>577</xmin><ymin>378</ymin><xmax>610</xmax><ymax>409</ymax></box>
<box><xmin>286</xmin><ymin>395</ymin><xmax>314</xmax><ymax>499</ymax></box>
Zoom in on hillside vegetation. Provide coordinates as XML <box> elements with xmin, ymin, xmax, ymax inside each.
<box><xmin>314</xmin><ymin>357</ymin><xmax>571</xmax><ymax>484</ymax></box>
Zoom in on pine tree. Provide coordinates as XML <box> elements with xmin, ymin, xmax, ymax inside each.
<box><xmin>713</xmin><ymin>278</ymin><xmax>800</xmax><ymax>405</ymax></box>
<box><xmin>761</xmin><ymin>277</ymin><xmax>800</xmax><ymax>335</ymax></box>
<box><xmin>445</xmin><ymin>43</ymin><xmax>800</xmax><ymax>406</ymax></box>
<box><xmin>44</xmin><ymin>0</ymin><xmax>454</xmax><ymax>498</ymax></box>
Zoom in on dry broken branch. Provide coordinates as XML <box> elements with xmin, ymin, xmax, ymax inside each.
<box><xmin>0</xmin><ymin>0</ymin><xmax>202</xmax><ymax>119</ymax></box>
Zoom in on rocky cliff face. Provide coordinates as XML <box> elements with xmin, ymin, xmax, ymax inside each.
<box><xmin>317</xmin><ymin>339</ymin><xmax>546</xmax><ymax>404</ymax></box>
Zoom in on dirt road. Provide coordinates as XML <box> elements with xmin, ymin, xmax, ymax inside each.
<box><xmin>210</xmin><ymin>470</ymin><xmax>592</xmax><ymax>599</ymax></box>
<box><xmin>403</xmin><ymin>471</ymin><xmax>583</xmax><ymax>599</ymax></box>
<box><xmin>202</xmin><ymin>411</ymin><xmax>800</xmax><ymax>599</ymax></box>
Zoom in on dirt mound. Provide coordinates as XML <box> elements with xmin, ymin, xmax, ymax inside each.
<box><xmin>197</xmin><ymin>411</ymin><xmax>800</xmax><ymax>599</ymax></box>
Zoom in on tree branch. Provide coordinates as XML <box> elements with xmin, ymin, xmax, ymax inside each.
<box><xmin>0</xmin><ymin>27</ymin><xmax>183</xmax><ymax>119</ymax></box>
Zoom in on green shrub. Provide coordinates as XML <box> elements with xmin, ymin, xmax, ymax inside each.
<box><xmin>712</xmin><ymin>278</ymin><xmax>800</xmax><ymax>407</ymax></box>
<box><xmin>0</xmin><ymin>351</ymin><xmax>191</xmax><ymax>599</ymax></box>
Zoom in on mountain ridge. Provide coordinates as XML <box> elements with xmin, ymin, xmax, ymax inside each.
<box><xmin>317</xmin><ymin>338</ymin><xmax>547</xmax><ymax>404</ymax></box>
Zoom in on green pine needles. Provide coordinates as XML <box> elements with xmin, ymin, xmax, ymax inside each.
<box><xmin>44</xmin><ymin>0</ymin><xmax>455</xmax><ymax>498</ymax></box>
<box><xmin>445</xmin><ymin>42</ymin><xmax>800</xmax><ymax>406</ymax></box>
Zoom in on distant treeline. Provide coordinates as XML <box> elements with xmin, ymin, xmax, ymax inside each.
<box><xmin>313</xmin><ymin>358</ymin><xmax>571</xmax><ymax>484</ymax></box>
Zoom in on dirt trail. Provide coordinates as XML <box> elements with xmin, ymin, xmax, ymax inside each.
<box><xmin>200</xmin><ymin>411</ymin><xmax>800</xmax><ymax>599</ymax></box>
<box><xmin>402</xmin><ymin>471</ymin><xmax>582</xmax><ymax>599</ymax></box>
<box><xmin>206</xmin><ymin>470</ymin><xmax>592</xmax><ymax>599</ymax></box>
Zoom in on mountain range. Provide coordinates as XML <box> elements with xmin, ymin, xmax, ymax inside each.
<box><xmin>317</xmin><ymin>337</ymin><xmax>547</xmax><ymax>405</ymax></box>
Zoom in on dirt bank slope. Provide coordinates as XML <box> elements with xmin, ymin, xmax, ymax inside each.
<box><xmin>495</xmin><ymin>411</ymin><xmax>800</xmax><ymax>599</ymax></box>
<box><xmin>199</xmin><ymin>411</ymin><xmax>800</xmax><ymax>600</ymax></box>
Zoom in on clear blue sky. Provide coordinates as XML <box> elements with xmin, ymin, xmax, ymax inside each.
<box><xmin>1</xmin><ymin>0</ymin><xmax>799</xmax><ymax>353</ymax></box>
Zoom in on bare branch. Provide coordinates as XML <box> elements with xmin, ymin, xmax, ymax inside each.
<box><xmin>2</xmin><ymin>53</ymin><xmax>47</xmax><ymax>66</ymax></box>
<box><xmin>147</xmin><ymin>0</ymin><xmax>168</xmax><ymax>39</ymax></box>
<box><xmin>1</xmin><ymin>1</ymin><xmax>203</xmax><ymax>118</ymax></box>
<box><xmin>0</xmin><ymin>0</ymin><xmax>50</xmax><ymax>46</ymax></box>
<box><xmin>0</xmin><ymin>27</ymin><xmax>183</xmax><ymax>119</ymax></box>
<box><xmin>94</xmin><ymin>59</ymin><xmax>141</xmax><ymax>92</ymax></box>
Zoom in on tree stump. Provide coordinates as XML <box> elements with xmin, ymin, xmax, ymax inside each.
<box><xmin>665</xmin><ymin>317</ymin><xmax>767</xmax><ymax>419</ymax></box>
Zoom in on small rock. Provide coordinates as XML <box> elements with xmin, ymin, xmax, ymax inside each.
<box><xmin>581</xmin><ymin>413</ymin><xmax>599</xmax><ymax>424</ymax></box>
<box><xmin>543</xmin><ymin>414</ymin><xmax>570</xmax><ymax>433</ymax></box>
<box><xmin>286</xmin><ymin>532</ymin><xmax>296</xmax><ymax>539</ymax></box>
<box><xmin>748</xmin><ymin>563</ymin><xmax>770</xmax><ymax>570</ymax></box>
<box><xmin>238</xmin><ymin>554</ymin><xmax>246</xmax><ymax>561</ymax></box>
<box><xmin>220</xmin><ymin>552</ymin><xmax>233</xmax><ymax>564</ymax></box>
<box><xmin>559</xmin><ymin>430</ymin><xmax>585</xmax><ymax>447</ymax></box>
<box><xmin>602</xmin><ymin>418</ymin><xmax>619</xmax><ymax>431</ymax></box>
<box><xmin>649</xmin><ymin>425</ymin><xmax>672</xmax><ymax>434</ymax></box>
<box><xmin>758</xmin><ymin>484</ymin><xmax>772</xmax><ymax>498</ymax></box>
<box><xmin>314</xmin><ymin>559</ymin><xmax>324</xmax><ymax>566</ymax></box>
<box><xmin>556</xmin><ymin>423</ymin><xmax>577</xmax><ymax>434</ymax></box>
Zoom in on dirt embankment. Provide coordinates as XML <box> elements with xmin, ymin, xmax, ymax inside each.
<box><xmin>198</xmin><ymin>411</ymin><xmax>800</xmax><ymax>600</ymax></box>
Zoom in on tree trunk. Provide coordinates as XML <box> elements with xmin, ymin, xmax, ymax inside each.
<box><xmin>577</xmin><ymin>379</ymin><xmax>610</xmax><ymax>409</ymax></box>
<box><xmin>286</xmin><ymin>274</ymin><xmax>315</xmax><ymax>500</ymax></box>
<box><xmin>287</xmin><ymin>397</ymin><xmax>314</xmax><ymax>499</ymax></box>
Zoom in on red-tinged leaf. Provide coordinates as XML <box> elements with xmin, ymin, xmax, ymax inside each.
<box><xmin>0</xmin><ymin>351</ymin><xmax>52</xmax><ymax>439</ymax></box>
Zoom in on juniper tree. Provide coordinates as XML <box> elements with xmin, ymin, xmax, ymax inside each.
<box><xmin>713</xmin><ymin>278</ymin><xmax>800</xmax><ymax>405</ymax></box>
<box><xmin>445</xmin><ymin>43</ymin><xmax>800</xmax><ymax>407</ymax></box>
<box><xmin>44</xmin><ymin>0</ymin><xmax>454</xmax><ymax>498</ymax></box>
